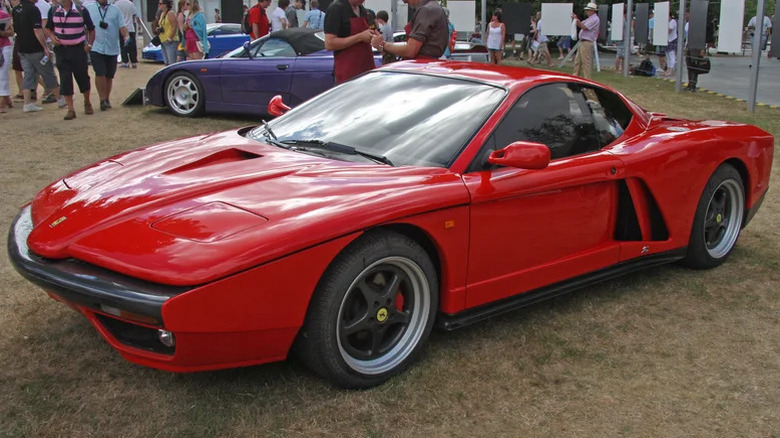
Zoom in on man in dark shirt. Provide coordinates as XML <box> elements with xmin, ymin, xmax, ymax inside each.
<box><xmin>285</xmin><ymin>0</ymin><xmax>303</xmax><ymax>28</ymax></box>
<box><xmin>324</xmin><ymin>0</ymin><xmax>376</xmax><ymax>84</ymax></box>
<box><xmin>370</xmin><ymin>0</ymin><xmax>447</xmax><ymax>59</ymax></box>
<box><xmin>12</xmin><ymin>0</ymin><xmax>62</xmax><ymax>112</ymax></box>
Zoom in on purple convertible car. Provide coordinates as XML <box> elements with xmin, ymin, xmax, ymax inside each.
<box><xmin>144</xmin><ymin>28</ymin><xmax>380</xmax><ymax>117</ymax></box>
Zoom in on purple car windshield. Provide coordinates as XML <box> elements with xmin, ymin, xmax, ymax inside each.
<box><xmin>250</xmin><ymin>71</ymin><xmax>506</xmax><ymax>168</ymax></box>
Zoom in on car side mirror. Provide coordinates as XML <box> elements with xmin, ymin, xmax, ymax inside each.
<box><xmin>243</xmin><ymin>42</ymin><xmax>253</xmax><ymax>59</ymax></box>
<box><xmin>268</xmin><ymin>95</ymin><xmax>291</xmax><ymax>117</ymax></box>
<box><xmin>487</xmin><ymin>141</ymin><xmax>550</xmax><ymax>169</ymax></box>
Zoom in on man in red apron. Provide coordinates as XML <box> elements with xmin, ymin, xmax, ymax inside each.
<box><xmin>370</xmin><ymin>0</ymin><xmax>447</xmax><ymax>60</ymax></box>
<box><xmin>323</xmin><ymin>0</ymin><xmax>376</xmax><ymax>84</ymax></box>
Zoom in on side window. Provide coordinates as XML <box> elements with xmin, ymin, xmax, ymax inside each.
<box><xmin>257</xmin><ymin>39</ymin><xmax>297</xmax><ymax>57</ymax></box>
<box><xmin>220</xmin><ymin>24</ymin><xmax>241</xmax><ymax>35</ymax></box>
<box><xmin>581</xmin><ymin>87</ymin><xmax>633</xmax><ymax>147</ymax></box>
<box><xmin>485</xmin><ymin>83</ymin><xmax>601</xmax><ymax>162</ymax></box>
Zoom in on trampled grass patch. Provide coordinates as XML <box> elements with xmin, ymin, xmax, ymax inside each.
<box><xmin>0</xmin><ymin>63</ymin><xmax>777</xmax><ymax>437</ymax></box>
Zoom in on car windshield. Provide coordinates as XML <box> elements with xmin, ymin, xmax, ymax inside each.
<box><xmin>248</xmin><ymin>71</ymin><xmax>505</xmax><ymax>167</ymax></box>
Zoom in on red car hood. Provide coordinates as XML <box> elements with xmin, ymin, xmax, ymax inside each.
<box><xmin>28</xmin><ymin>130</ymin><xmax>469</xmax><ymax>286</ymax></box>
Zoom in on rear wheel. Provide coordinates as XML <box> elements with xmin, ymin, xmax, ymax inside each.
<box><xmin>165</xmin><ymin>71</ymin><xmax>205</xmax><ymax>117</ymax></box>
<box><xmin>296</xmin><ymin>230</ymin><xmax>438</xmax><ymax>389</ymax></box>
<box><xmin>684</xmin><ymin>164</ymin><xmax>745</xmax><ymax>269</ymax></box>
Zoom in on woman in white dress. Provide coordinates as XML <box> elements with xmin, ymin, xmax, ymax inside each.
<box><xmin>486</xmin><ymin>10</ymin><xmax>506</xmax><ymax>64</ymax></box>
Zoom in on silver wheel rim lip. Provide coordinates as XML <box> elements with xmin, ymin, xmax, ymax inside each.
<box><xmin>166</xmin><ymin>76</ymin><xmax>198</xmax><ymax>115</ymax></box>
<box><xmin>705</xmin><ymin>179</ymin><xmax>744</xmax><ymax>259</ymax></box>
<box><xmin>336</xmin><ymin>256</ymin><xmax>430</xmax><ymax>375</ymax></box>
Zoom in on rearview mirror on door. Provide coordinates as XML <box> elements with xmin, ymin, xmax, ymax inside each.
<box><xmin>268</xmin><ymin>95</ymin><xmax>291</xmax><ymax>117</ymax></box>
<box><xmin>487</xmin><ymin>141</ymin><xmax>550</xmax><ymax>170</ymax></box>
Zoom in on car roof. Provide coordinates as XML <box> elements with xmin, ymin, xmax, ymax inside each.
<box><xmin>377</xmin><ymin>60</ymin><xmax>651</xmax><ymax>127</ymax></box>
<box><xmin>264</xmin><ymin>28</ymin><xmax>325</xmax><ymax>55</ymax></box>
<box><xmin>379</xmin><ymin>60</ymin><xmax>593</xmax><ymax>89</ymax></box>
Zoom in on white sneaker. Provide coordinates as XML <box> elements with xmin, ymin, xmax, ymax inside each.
<box><xmin>23</xmin><ymin>103</ymin><xmax>43</xmax><ymax>113</ymax></box>
<box><xmin>57</xmin><ymin>97</ymin><xmax>67</xmax><ymax>108</ymax></box>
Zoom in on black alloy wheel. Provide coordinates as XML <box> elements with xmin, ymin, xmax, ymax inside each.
<box><xmin>296</xmin><ymin>230</ymin><xmax>438</xmax><ymax>389</ymax></box>
<box><xmin>684</xmin><ymin>164</ymin><xmax>745</xmax><ymax>269</ymax></box>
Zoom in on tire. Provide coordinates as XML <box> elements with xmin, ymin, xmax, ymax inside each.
<box><xmin>165</xmin><ymin>71</ymin><xmax>205</xmax><ymax>117</ymax></box>
<box><xmin>684</xmin><ymin>164</ymin><xmax>745</xmax><ymax>269</ymax></box>
<box><xmin>296</xmin><ymin>230</ymin><xmax>439</xmax><ymax>389</ymax></box>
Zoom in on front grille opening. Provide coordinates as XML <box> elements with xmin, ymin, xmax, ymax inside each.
<box><xmin>95</xmin><ymin>313</ymin><xmax>175</xmax><ymax>355</ymax></box>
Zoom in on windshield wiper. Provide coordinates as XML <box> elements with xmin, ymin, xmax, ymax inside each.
<box><xmin>261</xmin><ymin>119</ymin><xmax>278</xmax><ymax>140</ymax></box>
<box><xmin>258</xmin><ymin>120</ymin><xmax>290</xmax><ymax>149</ymax></box>
<box><xmin>281</xmin><ymin>139</ymin><xmax>394</xmax><ymax>166</ymax></box>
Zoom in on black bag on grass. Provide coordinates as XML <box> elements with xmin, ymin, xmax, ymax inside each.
<box><xmin>632</xmin><ymin>59</ymin><xmax>655</xmax><ymax>76</ymax></box>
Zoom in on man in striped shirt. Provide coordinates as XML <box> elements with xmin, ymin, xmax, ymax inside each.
<box><xmin>44</xmin><ymin>0</ymin><xmax>94</xmax><ymax>119</ymax></box>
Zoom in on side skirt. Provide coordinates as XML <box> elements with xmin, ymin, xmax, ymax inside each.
<box><xmin>436</xmin><ymin>248</ymin><xmax>687</xmax><ymax>331</ymax></box>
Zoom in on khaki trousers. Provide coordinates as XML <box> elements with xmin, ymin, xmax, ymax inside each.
<box><xmin>573</xmin><ymin>40</ymin><xmax>594</xmax><ymax>79</ymax></box>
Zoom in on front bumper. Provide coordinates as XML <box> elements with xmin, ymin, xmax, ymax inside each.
<box><xmin>144</xmin><ymin>74</ymin><xmax>164</xmax><ymax>107</ymax></box>
<box><xmin>8</xmin><ymin>205</ymin><xmax>307</xmax><ymax>372</ymax></box>
<box><xmin>8</xmin><ymin>206</ymin><xmax>188</xmax><ymax>324</ymax></box>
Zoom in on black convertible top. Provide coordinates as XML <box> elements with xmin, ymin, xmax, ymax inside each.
<box><xmin>268</xmin><ymin>28</ymin><xmax>325</xmax><ymax>55</ymax></box>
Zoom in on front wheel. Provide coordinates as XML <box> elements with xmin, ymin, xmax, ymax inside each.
<box><xmin>296</xmin><ymin>230</ymin><xmax>439</xmax><ymax>389</ymax></box>
<box><xmin>165</xmin><ymin>71</ymin><xmax>205</xmax><ymax>117</ymax></box>
<box><xmin>684</xmin><ymin>164</ymin><xmax>745</xmax><ymax>269</ymax></box>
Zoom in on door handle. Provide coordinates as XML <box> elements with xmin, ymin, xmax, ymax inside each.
<box><xmin>276</xmin><ymin>64</ymin><xmax>289</xmax><ymax>70</ymax></box>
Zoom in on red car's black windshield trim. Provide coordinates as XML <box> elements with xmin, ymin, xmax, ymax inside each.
<box><xmin>8</xmin><ymin>207</ymin><xmax>191</xmax><ymax>322</ymax></box>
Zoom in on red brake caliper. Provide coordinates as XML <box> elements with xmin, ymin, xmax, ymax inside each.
<box><xmin>395</xmin><ymin>289</ymin><xmax>404</xmax><ymax>311</ymax></box>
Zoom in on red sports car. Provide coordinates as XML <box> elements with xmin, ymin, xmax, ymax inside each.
<box><xmin>9</xmin><ymin>61</ymin><xmax>773</xmax><ymax>388</ymax></box>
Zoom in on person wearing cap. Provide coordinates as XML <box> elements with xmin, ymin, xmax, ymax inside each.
<box><xmin>370</xmin><ymin>0</ymin><xmax>448</xmax><ymax>61</ymax></box>
<box><xmin>571</xmin><ymin>2</ymin><xmax>599</xmax><ymax>79</ymax></box>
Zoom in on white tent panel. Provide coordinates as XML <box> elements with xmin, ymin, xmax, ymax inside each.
<box><xmin>717</xmin><ymin>0</ymin><xmax>745</xmax><ymax>53</ymax></box>
<box><xmin>364</xmin><ymin>0</ymin><xmax>391</xmax><ymax>16</ymax></box>
<box><xmin>395</xmin><ymin>6</ymin><xmax>407</xmax><ymax>31</ymax></box>
<box><xmin>202</xmin><ymin>0</ymin><xmax>220</xmax><ymax>23</ymax></box>
<box><xmin>611</xmin><ymin>3</ymin><xmax>624</xmax><ymax>41</ymax></box>
<box><xmin>449</xmin><ymin>0</ymin><xmax>476</xmax><ymax>34</ymax></box>
<box><xmin>540</xmin><ymin>3</ymin><xmax>573</xmax><ymax>36</ymax></box>
<box><xmin>653</xmin><ymin>1</ymin><xmax>669</xmax><ymax>46</ymax></box>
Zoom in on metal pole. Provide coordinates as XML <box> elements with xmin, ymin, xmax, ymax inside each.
<box><xmin>747</xmin><ymin>0</ymin><xmax>765</xmax><ymax>112</ymax></box>
<box><xmin>624</xmin><ymin>0</ymin><xmax>633</xmax><ymax>77</ymax></box>
<box><xmin>675</xmin><ymin>0</ymin><xmax>686</xmax><ymax>92</ymax></box>
<box><xmin>391</xmin><ymin>0</ymin><xmax>397</xmax><ymax>32</ymax></box>
<box><xmin>481</xmin><ymin>0</ymin><xmax>486</xmax><ymax>42</ymax></box>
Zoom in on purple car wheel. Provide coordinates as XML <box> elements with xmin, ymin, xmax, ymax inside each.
<box><xmin>165</xmin><ymin>71</ymin><xmax>205</xmax><ymax>117</ymax></box>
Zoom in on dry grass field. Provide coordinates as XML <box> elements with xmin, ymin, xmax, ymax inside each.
<box><xmin>0</xmin><ymin>62</ymin><xmax>778</xmax><ymax>438</ymax></box>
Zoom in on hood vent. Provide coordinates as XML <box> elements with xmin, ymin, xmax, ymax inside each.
<box><xmin>164</xmin><ymin>149</ymin><xmax>263</xmax><ymax>175</ymax></box>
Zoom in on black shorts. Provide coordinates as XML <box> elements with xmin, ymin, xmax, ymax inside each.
<box><xmin>12</xmin><ymin>39</ymin><xmax>23</xmax><ymax>72</ymax></box>
<box><xmin>90</xmin><ymin>51</ymin><xmax>118</xmax><ymax>78</ymax></box>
